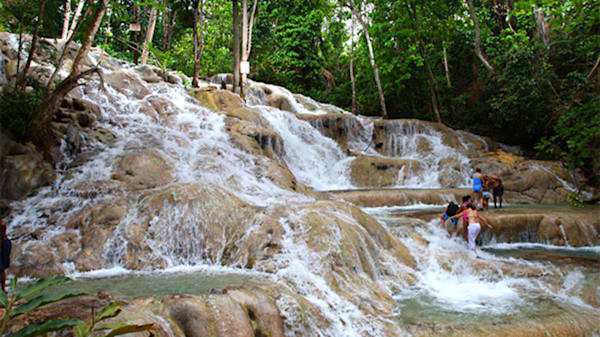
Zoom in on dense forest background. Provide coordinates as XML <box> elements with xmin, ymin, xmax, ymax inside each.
<box><xmin>0</xmin><ymin>0</ymin><xmax>598</xmax><ymax>188</ymax></box>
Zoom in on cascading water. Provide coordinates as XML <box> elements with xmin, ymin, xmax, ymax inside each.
<box><xmin>2</xmin><ymin>34</ymin><xmax>598</xmax><ymax>336</ymax></box>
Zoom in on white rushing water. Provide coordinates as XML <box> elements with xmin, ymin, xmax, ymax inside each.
<box><xmin>2</xmin><ymin>36</ymin><xmax>598</xmax><ymax>336</ymax></box>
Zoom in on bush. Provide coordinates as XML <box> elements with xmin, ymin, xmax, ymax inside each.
<box><xmin>0</xmin><ymin>88</ymin><xmax>43</xmax><ymax>141</ymax></box>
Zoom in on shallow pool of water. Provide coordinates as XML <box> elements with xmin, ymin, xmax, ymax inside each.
<box><xmin>43</xmin><ymin>268</ymin><xmax>268</xmax><ymax>299</ymax></box>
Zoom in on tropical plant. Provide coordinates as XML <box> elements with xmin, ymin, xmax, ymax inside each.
<box><xmin>0</xmin><ymin>275</ymin><xmax>88</xmax><ymax>337</ymax></box>
<box><xmin>0</xmin><ymin>275</ymin><xmax>153</xmax><ymax>337</ymax></box>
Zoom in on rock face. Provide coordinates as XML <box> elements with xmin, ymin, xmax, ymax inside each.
<box><xmin>331</xmin><ymin>188</ymin><xmax>472</xmax><ymax>207</ymax></box>
<box><xmin>350</xmin><ymin>156</ymin><xmax>424</xmax><ymax>187</ymax></box>
<box><xmin>0</xmin><ymin>130</ymin><xmax>55</xmax><ymax>200</ymax></box>
<box><xmin>113</xmin><ymin>149</ymin><xmax>174</xmax><ymax>190</ymax></box>
<box><xmin>190</xmin><ymin>88</ymin><xmax>244</xmax><ymax>111</ymax></box>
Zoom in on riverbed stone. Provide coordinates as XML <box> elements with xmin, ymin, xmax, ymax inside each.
<box><xmin>105</xmin><ymin>70</ymin><xmax>152</xmax><ymax>99</ymax></box>
<box><xmin>0</xmin><ymin>152</ymin><xmax>55</xmax><ymax>200</ymax></box>
<box><xmin>190</xmin><ymin>88</ymin><xmax>244</xmax><ymax>111</ymax></box>
<box><xmin>350</xmin><ymin>155</ymin><xmax>424</xmax><ymax>187</ymax></box>
<box><xmin>113</xmin><ymin>149</ymin><xmax>174</xmax><ymax>190</ymax></box>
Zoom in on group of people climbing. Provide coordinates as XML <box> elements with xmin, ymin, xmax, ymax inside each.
<box><xmin>440</xmin><ymin>168</ymin><xmax>505</xmax><ymax>251</ymax></box>
<box><xmin>472</xmin><ymin>168</ymin><xmax>504</xmax><ymax>210</ymax></box>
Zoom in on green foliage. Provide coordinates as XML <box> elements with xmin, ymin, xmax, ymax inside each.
<box><xmin>536</xmin><ymin>97</ymin><xmax>600</xmax><ymax>185</ymax></box>
<box><xmin>0</xmin><ymin>88</ymin><xmax>44</xmax><ymax>141</ymax></box>
<box><xmin>0</xmin><ymin>276</ymin><xmax>88</xmax><ymax>337</ymax></box>
<box><xmin>71</xmin><ymin>301</ymin><xmax>153</xmax><ymax>337</ymax></box>
<box><xmin>567</xmin><ymin>192</ymin><xmax>584</xmax><ymax>208</ymax></box>
<box><xmin>0</xmin><ymin>276</ymin><xmax>153</xmax><ymax>337</ymax></box>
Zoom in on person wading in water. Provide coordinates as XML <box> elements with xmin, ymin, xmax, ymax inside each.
<box><xmin>452</xmin><ymin>204</ymin><xmax>493</xmax><ymax>252</ymax></box>
<box><xmin>488</xmin><ymin>174</ymin><xmax>504</xmax><ymax>208</ymax></box>
<box><xmin>472</xmin><ymin>168</ymin><xmax>484</xmax><ymax>210</ymax></box>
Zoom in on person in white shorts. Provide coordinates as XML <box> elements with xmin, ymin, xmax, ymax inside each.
<box><xmin>452</xmin><ymin>203</ymin><xmax>493</xmax><ymax>251</ymax></box>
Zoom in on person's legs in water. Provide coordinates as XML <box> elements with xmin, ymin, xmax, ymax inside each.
<box><xmin>467</xmin><ymin>222</ymin><xmax>481</xmax><ymax>251</ymax></box>
<box><xmin>451</xmin><ymin>220</ymin><xmax>459</xmax><ymax>238</ymax></box>
<box><xmin>474</xmin><ymin>191</ymin><xmax>482</xmax><ymax>210</ymax></box>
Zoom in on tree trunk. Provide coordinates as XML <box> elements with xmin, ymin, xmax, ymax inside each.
<box><xmin>67</xmin><ymin>0</ymin><xmax>85</xmax><ymax>40</ymax></box>
<box><xmin>132</xmin><ymin>4</ymin><xmax>141</xmax><ymax>64</ymax></box>
<box><xmin>419</xmin><ymin>44</ymin><xmax>441</xmax><ymax>123</ymax></box>
<box><xmin>534</xmin><ymin>7</ymin><xmax>550</xmax><ymax>48</ymax></box>
<box><xmin>167</xmin><ymin>14</ymin><xmax>176</xmax><ymax>50</ymax></box>
<box><xmin>105</xmin><ymin>1</ymin><xmax>112</xmax><ymax>37</ymax></box>
<box><xmin>61</xmin><ymin>0</ymin><xmax>71</xmax><ymax>39</ymax></box>
<box><xmin>192</xmin><ymin>0</ymin><xmax>200</xmax><ymax>87</ymax></box>
<box><xmin>47</xmin><ymin>24</ymin><xmax>80</xmax><ymax>93</ymax></box>
<box><xmin>587</xmin><ymin>54</ymin><xmax>600</xmax><ymax>79</ymax></box>
<box><xmin>232</xmin><ymin>0</ymin><xmax>240</xmax><ymax>93</ymax></box>
<box><xmin>240</xmin><ymin>0</ymin><xmax>257</xmax><ymax>100</ymax></box>
<box><xmin>350</xmin><ymin>15</ymin><xmax>358</xmax><ymax>114</ymax></box>
<box><xmin>141</xmin><ymin>4</ymin><xmax>158</xmax><ymax>65</ymax></box>
<box><xmin>443</xmin><ymin>46</ymin><xmax>451</xmax><ymax>87</ymax></box>
<box><xmin>70</xmin><ymin>0</ymin><xmax>108</xmax><ymax>76</ymax></box>
<box><xmin>465</xmin><ymin>0</ymin><xmax>495</xmax><ymax>73</ymax></box>
<box><xmin>162</xmin><ymin>0</ymin><xmax>168</xmax><ymax>50</ymax></box>
<box><xmin>350</xmin><ymin>0</ymin><xmax>387</xmax><ymax>119</ymax></box>
<box><xmin>17</xmin><ymin>0</ymin><xmax>47</xmax><ymax>91</ymax></box>
<box><xmin>199</xmin><ymin>0</ymin><xmax>205</xmax><ymax>73</ymax></box>
<box><xmin>39</xmin><ymin>0</ymin><xmax>109</xmax><ymax>155</ymax></box>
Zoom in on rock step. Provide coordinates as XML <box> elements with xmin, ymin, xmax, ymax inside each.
<box><xmin>375</xmin><ymin>205</ymin><xmax>600</xmax><ymax>248</ymax></box>
<box><xmin>326</xmin><ymin>188</ymin><xmax>472</xmax><ymax>207</ymax></box>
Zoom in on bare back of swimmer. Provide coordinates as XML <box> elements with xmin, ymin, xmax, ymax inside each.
<box><xmin>452</xmin><ymin>204</ymin><xmax>493</xmax><ymax>251</ymax></box>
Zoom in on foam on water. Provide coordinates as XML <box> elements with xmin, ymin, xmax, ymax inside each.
<box><xmin>396</xmin><ymin>222</ymin><xmax>526</xmax><ymax>314</ymax></box>
<box><xmin>260</xmin><ymin>106</ymin><xmax>355</xmax><ymax>190</ymax></box>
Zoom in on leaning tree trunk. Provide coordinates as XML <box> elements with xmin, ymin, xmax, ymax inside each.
<box><xmin>61</xmin><ymin>0</ymin><xmax>72</xmax><ymax>39</ymax></box>
<box><xmin>465</xmin><ymin>0</ymin><xmax>495</xmax><ymax>73</ymax></box>
<box><xmin>350</xmin><ymin>0</ymin><xmax>387</xmax><ymax>119</ymax></box>
<box><xmin>67</xmin><ymin>0</ymin><xmax>85</xmax><ymax>39</ymax></box>
<box><xmin>350</xmin><ymin>15</ymin><xmax>358</xmax><ymax>114</ymax></box>
<box><xmin>141</xmin><ymin>4</ymin><xmax>158</xmax><ymax>65</ymax></box>
<box><xmin>17</xmin><ymin>0</ymin><xmax>47</xmax><ymax>91</ymax></box>
<box><xmin>70</xmin><ymin>0</ymin><xmax>108</xmax><ymax>76</ymax></box>
<box><xmin>232</xmin><ymin>0</ymin><xmax>240</xmax><ymax>93</ymax></box>
<box><xmin>37</xmin><ymin>0</ymin><xmax>108</xmax><ymax>159</ymax></box>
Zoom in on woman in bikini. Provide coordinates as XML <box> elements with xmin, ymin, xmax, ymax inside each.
<box><xmin>452</xmin><ymin>204</ymin><xmax>493</xmax><ymax>251</ymax></box>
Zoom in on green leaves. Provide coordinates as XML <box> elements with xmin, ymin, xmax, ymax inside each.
<box><xmin>73</xmin><ymin>323</ymin><xmax>91</xmax><ymax>337</ymax></box>
<box><xmin>0</xmin><ymin>290</ymin><xmax>8</xmax><ymax>308</ymax></box>
<box><xmin>8</xmin><ymin>319</ymin><xmax>85</xmax><ymax>337</ymax></box>
<box><xmin>11</xmin><ymin>289</ymin><xmax>90</xmax><ymax>319</ymax></box>
<box><xmin>15</xmin><ymin>275</ymin><xmax>70</xmax><ymax>301</ymax></box>
<box><xmin>95</xmin><ymin>302</ymin><xmax>122</xmax><ymax>322</ymax></box>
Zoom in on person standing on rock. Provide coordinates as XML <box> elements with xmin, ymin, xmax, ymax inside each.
<box><xmin>489</xmin><ymin>175</ymin><xmax>504</xmax><ymax>208</ymax></box>
<box><xmin>452</xmin><ymin>204</ymin><xmax>493</xmax><ymax>252</ymax></box>
<box><xmin>0</xmin><ymin>208</ymin><xmax>11</xmax><ymax>293</ymax></box>
<box><xmin>472</xmin><ymin>168</ymin><xmax>485</xmax><ymax>210</ymax></box>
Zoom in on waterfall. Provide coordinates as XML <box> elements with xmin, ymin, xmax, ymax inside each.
<box><xmin>1</xmin><ymin>34</ymin><xmax>598</xmax><ymax>336</ymax></box>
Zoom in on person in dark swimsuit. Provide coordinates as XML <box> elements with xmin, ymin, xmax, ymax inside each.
<box><xmin>489</xmin><ymin>175</ymin><xmax>504</xmax><ymax>208</ymax></box>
